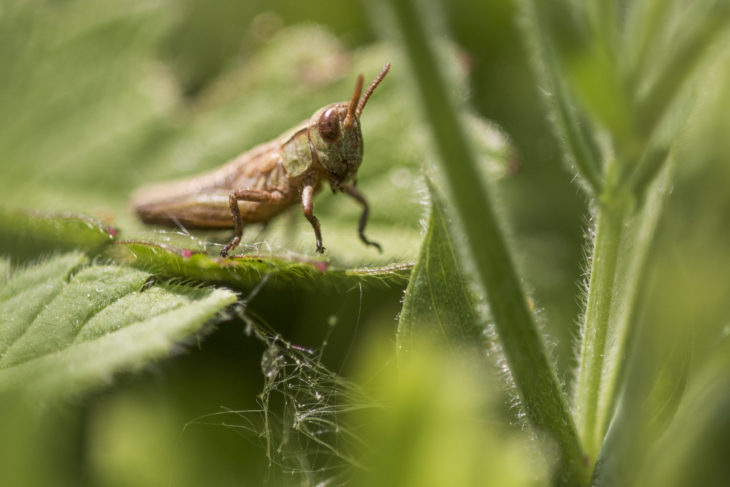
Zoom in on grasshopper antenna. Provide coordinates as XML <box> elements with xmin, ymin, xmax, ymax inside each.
<box><xmin>356</xmin><ymin>63</ymin><xmax>390</xmax><ymax>118</ymax></box>
<box><xmin>343</xmin><ymin>74</ymin><xmax>364</xmax><ymax>130</ymax></box>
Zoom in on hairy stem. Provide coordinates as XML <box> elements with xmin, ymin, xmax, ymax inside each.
<box><xmin>575</xmin><ymin>164</ymin><xmax>670</xmax><ymax>461</ymax></box>
<box><xmin>383</xmin><ymin>0</ymin><xmax>589</xmax><ymax>484</ymax></box>
<box><xmin>574</xmin><ymin>193</ymin><xmax>630</xmax><ymax>459</ymax></box>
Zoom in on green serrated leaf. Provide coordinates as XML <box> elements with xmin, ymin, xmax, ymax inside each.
<box><xmin>0</xmin><ymin>209</ymin><xmax>117</xmax><ymax>260</ymax></box>
<box><xmin>0</xmin><ymin>265</ymin><xmax>150</xmax><ymax>367</ymax></box>
<box><xmin>0</xmin><ymin>252</ymin><xmax>89</xmax><ymax>357</ymax></box>
<box><xmin>112</xmin><ymin>240</ymin><xmax>411</xmax><ymax>290</ymax></box>
<box><xmin>397</xmin><ymin>183</ymin><xmax>484</xmax><ymax>354</ymax></box>
<box><xmin>0</xmin><ymin>253</ymin><xmax>237</xmax><ymax>399</ymax></box>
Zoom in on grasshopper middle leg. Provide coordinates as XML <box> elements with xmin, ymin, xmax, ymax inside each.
<box><xmin>341</xmin><ymin>183</ymin><xmax>381</xmax><ymax>252</ymax></box>
<box><xmin>221</xmin><ymin>189</ymin><xmax>284</xmax><ymax>257</ymax></box>
<box><xmin>301</xmin><ymin>184</ymin><xmax>324</xmax><ymax>254</ymax></box>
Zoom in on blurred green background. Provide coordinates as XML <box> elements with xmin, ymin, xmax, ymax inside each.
<box><xmin>2</xmin><ymin>0</ymin><xmax>730</xmax><ymax>485</ymax></box>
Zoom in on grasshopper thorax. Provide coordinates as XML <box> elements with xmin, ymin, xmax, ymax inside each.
<box><xmin>307</xmin><ymin>64</ymin><xmax>390</xmax><ymax>191</ymax></box>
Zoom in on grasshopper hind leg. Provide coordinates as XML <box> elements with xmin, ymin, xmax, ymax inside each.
<box><xmin>220</xmin><ymin>232</ymin><xmax>243</xmax><ymax>258</ymax></box>
<box><xmin>220</xmin><ymin>192</ymin><xmax>246</xmax><ymax>257</ymax></box>
<box><xmin>220</xmin><ymin>188</ymin><xmax>284</xmax><ymax>257</ymax></box>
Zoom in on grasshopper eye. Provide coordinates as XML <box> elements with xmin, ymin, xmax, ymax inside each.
<box><xmin>318</xmin><ymin>108</ymin><xmax>340</xmax><ymax>142</ymax></box>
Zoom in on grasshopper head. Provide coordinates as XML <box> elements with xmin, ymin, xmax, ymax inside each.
<box><xmin>308</xmin><ymin>64</ymin><xmax>390</xmax><ymax>190</ymax></box>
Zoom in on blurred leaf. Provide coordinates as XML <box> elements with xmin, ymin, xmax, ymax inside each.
<box><xmin>0</xmin><ymin>391</ymin><xmax>80</xmax><ymax>487</ymax></box>
<box><xmin>635</xmin><ymin>335</ymin><xmax>730</xmax><ymax>487</ymax></box>
<box><xmin>564</xmin><ymin>39</ymin><xmax>634</xmax><ymax>155</ymax></box>
<box><xmin>0</xmin><ymin>209</ymin><xmax>116</xmax><ymax>260</ymax></box>
<box><xmin>633</xmin><ymin>1</ymin><xmax>730</xmax><ymax>138</ymax></box>
<box><xmin>0</xmin><ymin>257</ymin><xmax>10</xmax><ymax>287</ymax></box>
<box><xmin>352</xmin><ymin>339</ymin><xmax>547</xmax><ymax>487</ymax></box>
<box><xmin>162</xmin><ymin>0</ymin><xmax>260</xmax><ymax>95</ymax></box>
<box><xmin>517</xmin><ymin>0</ymin><xmax>603</xmax><ymax>194</ymax></box>
<box><xmin>0</xmin><ymin>253</ymin><xmax>236</xmax><ymax>399</ymax></box>
<box><xmin>397</xmin><ymin>182</ymin><xmax>484</xmax><ymax>354</ymax></box>
<box><xmin>591</xmin><ymin>285</ymin><xmax>692</xmax><ymax>487</ymax></box>
<box><xmin>0</xmin><ymin>0</ymin><xmax>176</xmax><ymax>208</ymax></box>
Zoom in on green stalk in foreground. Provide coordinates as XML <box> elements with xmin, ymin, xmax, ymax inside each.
<box><xmin>573</xmin><ymin>193</ymin><xmax>630</xmax><ymax>457</ymax></box>
<box><xmin>574</xmin><ymin>167</ymin><xmax>670</xmax><ymax>461</ymax></box>
<box><xmin>383</xmin><ymin>0</ymin><xmax>588</xmax><ymax>484</ymax></box>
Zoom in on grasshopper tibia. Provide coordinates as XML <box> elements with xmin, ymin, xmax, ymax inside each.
<box><xmin>341</xmin><ymin>183</ymin><xmax>381</xmax><ymax>253</ymax></box>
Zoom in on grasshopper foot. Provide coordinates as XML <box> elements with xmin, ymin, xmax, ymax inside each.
<box><xmin>315</xmin><ymin>241</ymin><xmax>325</xmax><ymax>254</ymax></box>
<box><xmin>221</xmin><ymin>236</ymin><xmax>241</xmax><ymax>258</ymax></box>
<box><xmin>359</xmin><ymin>234</ymin><xmax>382</xmax><ymax>253</ymax></box>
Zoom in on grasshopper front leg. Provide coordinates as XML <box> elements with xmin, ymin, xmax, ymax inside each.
<box><xmin>301</xmin><ymin>184</ymin><xmax>324</xmax><ymax>254</ymax></box>
<box><xmin>341</xmin><ymin>183</ymin><xmax>382</xmax><ymax>253</ymax></box>
<box><xmin>221</xmin><ymin>188</ymin><xmax>284</xmax><ymax>257</ymax></box>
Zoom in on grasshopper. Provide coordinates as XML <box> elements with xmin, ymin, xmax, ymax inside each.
<box><xmin>133</xmin><ymin>64</ymin><xmax>390</xmax><ymax>257</ymax></box>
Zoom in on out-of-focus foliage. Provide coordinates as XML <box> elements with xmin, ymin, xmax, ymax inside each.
<box><xmin>1</xmin><ymin>0</ymin><xmax>730</xmax><ymax>486</ymax></box>
<box><xmin>514</xmin><ymin>0</ymin><xmax>730</xmax><ymax>484</ymax></box>
<box><xmin>0</xmin><ymin>209</ymin><xmax>117</xmax><ymax>259</ymax></box>
<box><xmin>350</xmin><ymin>337</ymin><xmax>547</xmax><ymax>487</ymax></box>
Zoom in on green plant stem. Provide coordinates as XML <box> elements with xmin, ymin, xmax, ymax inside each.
<box><xmin>574</xmin><ymin>195</ymin><xmax>630</xmax><ymax>459</ymax></box>
<box><xmin>384</xmin><ymin>0</ymin><xmax>588</xmax><ymax>484</ymax></box>
<box><xmin>576</xmin><ymin>165</ymin><xmax>670</xmax><ymax>462</ymax></box>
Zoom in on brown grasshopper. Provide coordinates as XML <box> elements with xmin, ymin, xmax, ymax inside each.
<box><xmin>133</xmin><ymin>64</ymin><xmax>390</xmax><ymax>257</ymax></box>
